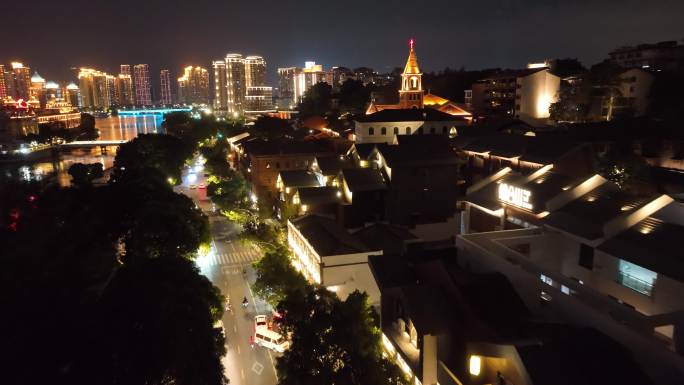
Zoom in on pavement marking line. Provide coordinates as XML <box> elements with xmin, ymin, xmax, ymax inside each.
<box><xmin>252</xmin><ymin>362</ymin><xmax>264</xmax><ymax>375</ymax></box>
<box><xmin>233</xmin><ymin>325</ymin><xmax>237</xmax><ymax>333</ymax></box>
<box><xmin>237</xmin><ymin>345</ymin><xmax>240</xmax><ymax>355</ymax></box>
<box><xmin>268</xmin><ymin>351</ymin><xmax>278</xmax><ymax>381</ymax></box>
<box><xmin>241</xmin><ymin>369</ymin><xmax>245</xmax><ymax>380</ymax></box>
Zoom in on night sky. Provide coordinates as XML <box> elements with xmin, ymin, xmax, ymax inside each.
<box><xmin>3</xmin><ymin>0</ymin><xmax>684</xmax><ymax>85</ymax></box>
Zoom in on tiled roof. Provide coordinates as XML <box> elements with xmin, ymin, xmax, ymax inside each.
<box><xmin>279</xmin><ymin>170</ymin><xmax>320</xmax><ymax>188</ymax></box>
<box><xmin>290</xmin><ymin>215</ymin><xmax>370</xmax><ymax>257</ymax></box>
<box><xmin>341</xmin><ymin>168</ymin><xmax>386</xmax><ymax>192</ymax></box>
<box><xmin>356</xmin><ymin>108</ymin><xmax>466</xmax><ymax>123</ymax></box>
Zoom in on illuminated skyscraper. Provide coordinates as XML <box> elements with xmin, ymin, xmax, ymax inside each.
<box><xmin>177</xmin><ymin>66</ymin><xmax>209</xmax><ymax>105</ymax></box>
<box><xmin>8</xmin><ymin>62</ymin><xmax>32</xmax><ymax>100</ymax></box>
<box><xmin>225</xmin><ymin>54</ymin><xmax>246</xmax><ymax>114</ymax></box>
<box><xmin>245</xmin><ymin>56</ymin><xmax>267</xmax><ymax>88</ymax></box>
<box><xmin>245</xmin><ymin>86</ymin><xmax>274</xmax><ymax>114</ymax></box>
<box><xmin>0</xmin><ymin>65</ymin><xmax>7</xmax><ymax>99</ymax></box>
<box><xmin>114</xmin><ymin>74</ymin><xmax>134</xmax><ymax>106</ymax></box>
<box><xmin>133</xmin><ymin>64</ymin><xmax>152</xmax><ymax>106</ymax></box>
<box><xmin>277</xmin><ymin>67</ymin><xmax>297</xmax><ymax>108</ymax></box>
<box><xmin>120</xmin><ymin>64</ymin><xmax>131</xmax><ymax>76</ymax></box>
<box><xmin>78</xmin><ymin>68</ymin><xmax>113</xmax><ymax>109</ymax></box>
<box><xmin>212</xmin><ymin>60</ymin><xmax>228</xmax><ymax>116</ymax></box>
<box><xmin>160</xmin><ymin>69</ymin><xmax>173</xmax><ymax>105</ymax></box>
<box><xmin>293</xmin><ymin>62</ymin><xmax>332</xmax><ymax>104</ymax></box>
<box><xmin>30</xmin><ymin>72</ymin><xmax>46</xmax><ymax>106</ymax></box>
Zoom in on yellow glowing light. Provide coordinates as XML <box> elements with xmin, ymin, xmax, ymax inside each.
<box><xmin>469</xmin><ymin>355</ymin><xmax>481</xmax><ymax>376</ymax></box>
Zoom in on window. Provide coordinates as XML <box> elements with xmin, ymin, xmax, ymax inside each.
<box><xmin>369</xmin><ymin>127</ymin><xmax>374</xmax><ymax>135</ymax></box>
<box><xmin>266</xmin><ymin>163</ymin><xmax>271</xmax><ymax>169</ymax></box>
<box><xmin>405</xmin><ymin>127</ymin><xmax>411</xmax><ymax>135</ymax></box>
<box><xmin>418</xmin><ymin>127</ymin><xmax>424</xmax><ymax>134</ymax></box>
<box><xmin>442</xmin><ymin>126</ymin><xmax>448</xmax><ymax>134</ymax></box>
<box><xmin>276</xmin><ymin>162</ymin><xmax>280</xmax><ymax>169</ymax></box>
<box><xmin>618</xmin><ymin>260</ymin><xmax>657</xmax><ymax>296</ymax></box>
<box><xmin>578</xmin><ymin>244</ymin><xmax>594</xmax><ymax>270</ymax></box>
<box><xmin>393</xmin><ymin>127</ymin><xmax>399</xmax><ymax>135</ymax></box>
<box><xmin>430</xmin><ymin>126</ymin><xmax>436</xmax><ymax>134</ymax></box>
<box><xmin>381</xmin><ymin>127</ymin><xmax>387</xmax><ymax>135</ymax></box>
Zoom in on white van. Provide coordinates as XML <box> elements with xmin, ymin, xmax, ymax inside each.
<box><xmin>254</xmin><ymin>329</ymin><xmax>289</xmax><ymax>353</ymax></box>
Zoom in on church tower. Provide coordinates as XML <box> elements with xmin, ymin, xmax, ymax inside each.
<box><xmin>399</xmin><ymin>39</ymin><xmax>424</xmax><ymax>109</ymax></box>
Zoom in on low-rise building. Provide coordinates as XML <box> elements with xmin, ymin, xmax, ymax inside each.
<box><xmin>354</xmin><ymin>108</ymin><xmax>467</xmax><ymax>144</ymax></box>
<box><xmin>287</xmin><ymin>214</ymin><xmax>382</xmax><ymax>305</ymax></box>
<box><xmin>469</xmin><ymin>68</ymin><xmax>560</xmax><ymax>126</ymax></box>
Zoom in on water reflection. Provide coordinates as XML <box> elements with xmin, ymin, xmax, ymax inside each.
<box><xmin>2</xmin><ymin>114</ymin><xmax>164</xmax><ymax>186</ymax></box>
<box><xmin>97</xmin><ymin>115</ymin><xmax>164</xmax><ymax>141</ymax></box>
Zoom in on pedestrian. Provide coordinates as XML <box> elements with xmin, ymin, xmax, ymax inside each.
<box><xmin>497</xmin><ymin>371</ymin><xmax>506</xmax><ymax>385</ymax></box>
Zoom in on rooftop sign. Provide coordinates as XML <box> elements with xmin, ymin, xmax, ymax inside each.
<box><xmin>498</xmin><ymin>183</ymin><xmax>532</xmax><ymax>210</ymax></box>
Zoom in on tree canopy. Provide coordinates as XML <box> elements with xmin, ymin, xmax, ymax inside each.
<box><xmin>298</xmin><ymin>82</ymin><xmax>333</xmax><ymax>117</ymax></box>
<box><xmin>68</xmin><ymin>162</ymin><xmax>104</xmax><ymax>187</ymax></box>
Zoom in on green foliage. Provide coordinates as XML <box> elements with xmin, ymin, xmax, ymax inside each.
<box><xmin>68</xmin><ymin>162</ymin><xmax>104</xmax><ymax>187</ymax></box>
<box><xmin>252</xmin><ymin>244</ymin><xmax>308</xmax><ymax>307</ymax></box>
<box><xmin>207</xmin><ymin>172</ymin><xmax>250</xmax><ymax>211</ymax></box>
<box><xmin>596</xmin><ymin>145</ymin><xmax>652</xmax><ymax>192</ymax></box>
<box><xmin>338</xmin><ymin>79</ymin><xmax>371</xmax><ymax>113</ymax></box>
<box><xmin>90</xmin><ymin>257</ymin><xmax>226</xmax><ymax>385</ymax></box>
<box><xmin>112</xmin><ymin>134</ymin><xmax>194</xmax><ymax>183</ymax></box>
<box><xmin>298</xmin><ymin>82</ymin><xmax>333</xmax><ymax>117</ymax></box>
<box><xmin>249</xmin><ymin>116</ymin><xmax>295</xmax><ymax>140</ymax></box>
<box><xmin>251</xmin><ymin>237</ymin><xmax>408</xmax><ymax>385</ymax></box>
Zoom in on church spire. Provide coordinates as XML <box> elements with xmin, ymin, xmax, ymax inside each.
<box><xmin>403</xmin><ymin>38</ymin><xmax>421</xmax><ymax>75</ymax></box>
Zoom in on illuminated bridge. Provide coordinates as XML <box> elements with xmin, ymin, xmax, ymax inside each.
<box><xmin>116</xmin><ymin>107</ymin><xmax>192</xmax><ymax>116</ymax></box>
<box><xmin>60</xmin><ymin>140</ymin><xmax>127</xmax><ymax>148</ymax></box>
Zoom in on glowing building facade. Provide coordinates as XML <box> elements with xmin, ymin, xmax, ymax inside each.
<box><xmin>212</xmin><ymin>60</ymin><xmax>228</xmax><ymax>116</ymax></box>
<box><xmin>78</xmin><ymin>68</ymin><xmax>113</xmax><ymax>109</ymax></box>
<box><xmin>133</xmin><ymin>64</ymin><xmax>152</xmax><ymax>106</ymax></box>
<box><xmin>177</xmin><ymin>66</ymin><xmax>209</xmax><ymax>105</ymax></box>
<box><xmin>160</xmin><ymin>69</ymin><xmax>173</xmax><ymax>105</ymax></box>
<box><xmin>245</xmin><ymin>56</ymin><xmax>267</xmax><ymax>88</ymax></box>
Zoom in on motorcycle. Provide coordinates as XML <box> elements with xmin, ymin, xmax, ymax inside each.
<box><xmin>241</xmin><ymin>297</ymin><xmax>249</xmax><ymax>308</ymax></box>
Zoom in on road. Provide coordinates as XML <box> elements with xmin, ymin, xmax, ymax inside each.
<box><xmin>176</xmin><ymin>165</ymin><xmax>279</xmax><ymax>385</ymax></box>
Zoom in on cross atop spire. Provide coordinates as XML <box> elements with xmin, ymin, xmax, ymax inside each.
<box><xmin>403</xmin><ymin>39</ymin><xmax>421</xmax><ymax>75</ymax></box>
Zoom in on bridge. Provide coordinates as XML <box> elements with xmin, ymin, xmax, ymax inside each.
<box><xmin>60</xmin><ymin>140</ymin><xmax>127</xmax><ymax>148</ymax></box>
<box><xmin>117</xmin><ymin>107</ymin><xmax>192</xmax><ymax>116</ymax></box>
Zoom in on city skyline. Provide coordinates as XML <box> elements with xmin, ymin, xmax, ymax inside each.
<box><xmin>3</xmin><ymin>0</ymin><xmax>683</xmax><ymax>85</ymax></box>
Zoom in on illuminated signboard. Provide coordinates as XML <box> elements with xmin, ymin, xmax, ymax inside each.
<box><xmin>498</xmin><ymin>183</ymin><xmax>532</xmax><ymax>210</ymax></box>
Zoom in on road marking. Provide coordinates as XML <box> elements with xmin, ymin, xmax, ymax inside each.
<box><xmin>233</xmin><ymin>325</ymin><xmax>237</xmax><ymax>333</ymax></box>
<box><xmin>252</xmin><ymin>362</ymin><xmax>264</xmax><ymax>375</ymax></box>
<box><xmin>241</xmin><ymin>369</ymin><xmax>245</xmax><ymax>380</ymax></box>
<box><xmin>237</xmin><ymin>345</ymin><xmax>241</xmax><ymax>355</ymax></box>
<box><xmin>268</xmin><ymin>351</ymin><xmax>278</xmax><ymax>381</ymax></box>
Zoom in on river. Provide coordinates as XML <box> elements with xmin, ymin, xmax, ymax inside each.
<box><xmin>1</xmin><ymin>115</ymin><xmax>164</xmax><ymax>186</ymax></box>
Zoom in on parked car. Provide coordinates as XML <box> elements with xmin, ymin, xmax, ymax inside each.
<box><xmin>254</xmin><ymin>329</ymin><xmax>289</xmax><ymax>353</ymax></box>
<box><xmin>254</xmin><ymin>315</ymin><xmax>268</xmax><ymax>331</ymax></box>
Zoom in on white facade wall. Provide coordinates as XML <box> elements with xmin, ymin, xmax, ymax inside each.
<box><xmin>355</xmin><ymin>120</ymin><xmax>459</xmax><ymax>144</ymax></box>
<box><xmin>456</xmin><ymin>229</ymin><xmax>684</xmax><ymax>385</ymax></box>
<box><xmin>516</xmin><ymin>69</ymin><xmax>560</xmax><ymax>126</ymax></box>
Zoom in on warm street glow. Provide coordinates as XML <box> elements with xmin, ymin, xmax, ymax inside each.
<box><xmin>469</xmin><ymin>355</ymin><xmax>481</xmax><ymax>376</ymax></box>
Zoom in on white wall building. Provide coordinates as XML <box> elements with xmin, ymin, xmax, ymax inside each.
<box><xmin>287</xmin><ymin>215</ymin><xmax>382</xmax><ymax>305</ymax></box>
<box><xmin>515</xmin><ymin>68</ymin><xmax>560</xmax><ymax>125</ymax></box>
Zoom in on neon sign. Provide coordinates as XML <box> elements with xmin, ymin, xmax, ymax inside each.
<box><xmin>498</xmin><ymin>183</ymin><xmax>532</xmax><ymax>210</ymax></box>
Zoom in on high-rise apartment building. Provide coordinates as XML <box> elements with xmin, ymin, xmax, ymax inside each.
<box><xmin>160</xmin><ymin>69</ymin><xmax>173</xmax><ymax>105</ymax></box>
<box><xmin>78</xmin><ymin>68</ymin><xmax>113</xmax><ymax>109</ymax></box>
<box><xmin>30</xmin><ymin>72</ymin><xmax>46</xmax><ymax>106</ymax></box>
<box><xmin>114</xmin><ymin>74</ymin><xmax>134</xmax><ymax>106</ymax></box>
<box><xmin>245</xmin><ymin>86</ymin><xmax>275</xmax><ymax>114</ymax></box>
<box><xmin>133</xmin><ymin>64</ymin><xmax>152</xmax><ymax>106</ymax></box>
<box><xmin>245</xmin><ymin>56</ymin><xmax>267</xmax><ymax>88</ymax></box>
<box><xmin>225</xmin><ymin>54</ymin><xmax>246</xmax><ymax>114</ymax></box>
<box><xmin>177</xmin><ymin>66</ymin><xmax>209</xmax><ymax>105</ymax></box>
<box><xmin>277</xmin><ymin>67</ymin><xmax>297</xmax><ymax>108</ymax></box>
<box><xmin>293</xmin><ymin>62</ymin><xmax>332</xmax><ymax>104</ymax></box>
<box><xmin>212</xmin><ymin>60</ymin><xmax>228</xmax><ymax>116</ymax></box>
<box><xmin>7</xmin><ymin>62</ymin><xmax>32</xmax><ymax>100</ymax></box>
<box><xmin>120</xmin><ymin>64</ymin><xmax>131</xmax><ymax>76</ymax></box>
<box><xmin>0</xmin><ymin>65</ymin><xmax>7</xmax><ymax>99</ymax></box>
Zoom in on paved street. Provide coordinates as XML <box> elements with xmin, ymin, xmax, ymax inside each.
<box><xmin>177</xmin><ymin>165</ymin><xmax>279</xmax><ymax>385</ymax></box>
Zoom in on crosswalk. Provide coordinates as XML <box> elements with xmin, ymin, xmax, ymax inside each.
<box><xmin>205</xmin><ymin>248</ymin><xmax>261</xmax><ymax>267</ymax></box>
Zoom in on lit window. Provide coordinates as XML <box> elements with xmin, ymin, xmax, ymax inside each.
<box><xmin>469</xmin><ymin>355</ymin><xmax>481</xmax><ymax>376</ymax></box>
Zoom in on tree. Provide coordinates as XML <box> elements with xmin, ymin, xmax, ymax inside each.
<box><xmin>87</xmin><ymin>257</ymin><xmax>226</xmax><ymax>385</ymax></box>
<box><xmin>338</xmin><ymin>79</ymin><xmax>371</xmax><ymax>113</ymax></box>
<box><xmin>596</xmin><ymin>145</ymin><xmax>652</xmax><ymax>193</ymax></box>
<box><xmin>252</xmin><ymin>244</ymin><xmax>308</xmax><ymax>307</ymax></box>
<box><xmin>112</xmin><ymin>134</ymin><xmax>194</xmax><ymax>183</ymax></box>
<box><xmin>77</xmin><ymin>113</ymin><xmax>99</xmax><ymax>140</ymax></box>
<box><xmin>68</xmin><ymin>162</ymin><xmax>104</xmax><ymax>187</ymax></box>
<box><xmin>249</xmin><ymin>116</ymin><xmax>295</xmax><ymax>140</ymax></box>
<box><xmin>298</xmin><ymin>82</ymin><xmax>333</xmax><ymax>117</ymax></box>
<box><xmin>550</xmin><ymin>58</ymin><xmax>587</xmax><ymax>78</ymax></box>
<box><xmin>207</xmin><ymin>171</ymin><xmax>250</xmax><ymax>211</ymax></box>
